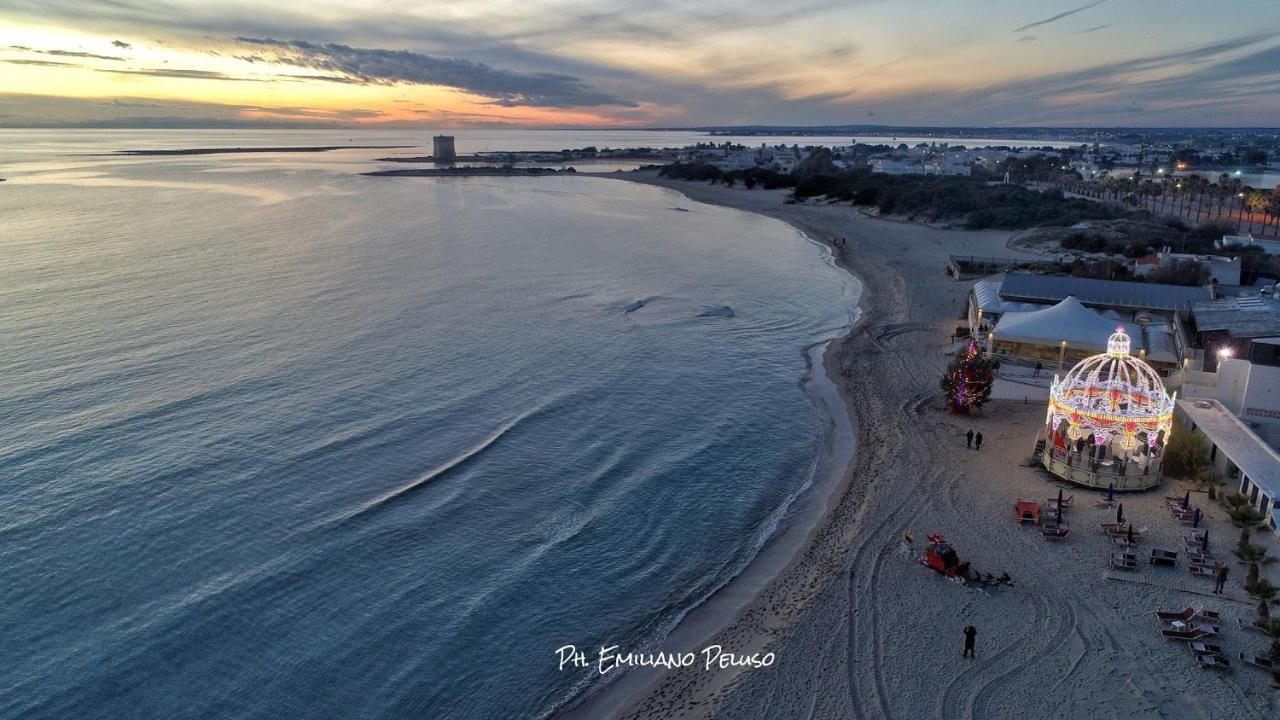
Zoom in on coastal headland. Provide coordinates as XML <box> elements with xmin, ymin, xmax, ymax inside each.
<box><xmin>561</xmin><ymin>170</ymin><xmax>1277</xmax><ymax>719</ymax></box>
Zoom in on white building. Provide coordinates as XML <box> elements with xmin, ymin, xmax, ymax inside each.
<box><xmin>1131</xmin><ymin>248</ymin><xmax>1242</xmax><ymax>285</ymax></box>
<box><xmin>1176</xmin><ymin>398</ymin><xmax>1280</xmax><ymax>536</ymax></box>
<box><xmin>1218</xmin><ymin>234</ymin><xmax>1280</xmax><ymax>256</ymax></box>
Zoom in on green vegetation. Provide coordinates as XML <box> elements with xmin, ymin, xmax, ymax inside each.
<box><xmin>658</xmin><ymin>162</ymin><xmax>1135</xmax><ymax>229</ymax></box>
<box><xmin>1162</xmin><ymin>420</ymin><xmax>1209</xmax><ymax>478</ymax></box>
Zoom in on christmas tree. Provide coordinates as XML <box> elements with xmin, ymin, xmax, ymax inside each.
<box><xmin>941</xmin><ymin>340</ymin><xmax>994</xmax><ymax>414</ymax></box>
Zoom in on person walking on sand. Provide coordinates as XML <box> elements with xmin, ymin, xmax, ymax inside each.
<box><xmin>974</xmin><ymin>432</ymin><xmax>984</xmax><ymax>451</ymax></box>
<box><xmin>962</xmin><ymin>625</ymin><xmax>977</xmax><ymax>658</ymax></box>
<box><xmin>1213</xmin><ymin>562</ymin><xmax>1229</xmax><ymax>594</ymax></box>
<box><xmin>966</xmin><ymin>429</ymin><xmax>974</xmax><ymax>449</ymax></box>
<box><xmin>1033</xmin><ymin>361</ymin><xmax>1042</xmax><ymax>378</ymax></box>
<box><xmin>902</xmin><ymin>528</ymin><xmax>915</xmax><ymax>557</ymax></box>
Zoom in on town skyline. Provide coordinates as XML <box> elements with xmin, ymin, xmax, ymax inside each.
<box><xmin>1</xmin><ymin>0</ymin><xmax>1279</xmax><ymax>128</ymax></box>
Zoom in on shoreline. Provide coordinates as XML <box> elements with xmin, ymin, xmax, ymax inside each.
<box><xmin>558</xmin><ymin>172</ymin><xmax>876</xmax><ymax>719</ymax></box>
<box><xmin>567</xmin><ymin>171</ymin><xmax>1279</xmax><ymax>719</ymax></box>
<box><xmin>558</xmin><ymin>173</ymin><xmax>866</xmax><ymax>720</ymax></box>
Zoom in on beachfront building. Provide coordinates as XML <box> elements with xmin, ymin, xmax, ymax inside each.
<box><xmin>1176</xmin><ymin>398</ymin><xmax>1280</xmax><ymax>536</ymax></box>
<box><xmin>985</xmin><ymin>295</ymin><xmax>1181</xmax><ymax>371</ymax></box>
<box><xmin>1037</xmin><ymin>328</ymin><xmax>1175</xmax><ymax>491</ymax></box>
<box><xmin>970</xmin><ymin>273</ymin><xmax>1204</xmax><ymax>370</ymax></box>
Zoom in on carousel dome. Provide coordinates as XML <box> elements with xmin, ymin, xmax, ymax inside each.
<box><xmin>1046</xmin><ymin>327</ymin><xmax>1175</xmax><ymax>450</ymax></box>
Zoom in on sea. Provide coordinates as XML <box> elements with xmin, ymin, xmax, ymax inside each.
<box><xmin>0</xmin><ymin>129</ymin><xmax>859</xmax><ymax>719</ymax></box>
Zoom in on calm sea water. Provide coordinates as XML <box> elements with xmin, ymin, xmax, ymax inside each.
<box><xmin>0</xmin><ymin>130</ymin><xmax>855</xmax><ymax>718</ymax></box>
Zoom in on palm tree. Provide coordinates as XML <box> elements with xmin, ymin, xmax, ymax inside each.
<box><xmin>1237</xmin><ymin>543</ymin><xmax>1276</xmax><ymax>585</ymax></box>
<box><xmin>1263</xmin><ymin>619</ymin><xmax>1280</xmax><ymax>688</ymax></box>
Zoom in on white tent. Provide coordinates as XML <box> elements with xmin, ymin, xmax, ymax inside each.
<box><xmin>993</xmin><ymin>295</ymin><xmax>1135</xmax><ymax>351</ymax></box>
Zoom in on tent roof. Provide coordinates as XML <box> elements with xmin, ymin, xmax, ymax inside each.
<box><xmin>993</xmin><ymin>296</ymin><xmax>1135</xmax><ymax>350</ymax></box>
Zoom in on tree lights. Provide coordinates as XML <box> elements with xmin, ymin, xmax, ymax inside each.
<box><xmin>942</xmin><ymin>339</ymin><xmax>994</xmax><ymax>414</ymax></box>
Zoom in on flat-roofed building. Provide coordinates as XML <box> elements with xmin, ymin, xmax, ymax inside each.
<box><xmin>1176</xmin><ymin>398</ymin><xmax>1280</xmax><ymax>537</ymax></box>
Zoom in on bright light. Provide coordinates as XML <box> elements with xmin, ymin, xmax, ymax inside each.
<box><xmin>1218</xmin><ymin>347</ymin><xmax>1233</xmax><ymax>359</ymax></box>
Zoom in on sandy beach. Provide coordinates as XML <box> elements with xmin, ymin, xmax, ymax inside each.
<box><xmin>566</xmin><ymin>171</ymin><xmax>1280</xmax><ymax>719</ymax></box>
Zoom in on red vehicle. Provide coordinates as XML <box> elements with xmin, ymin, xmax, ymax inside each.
<box><xmin>921</xmin><ymin>534</ymin><xmax>1012</xmax><ymax>588</ymax></box>
<box><xmin>922</xmin><ymin>534</ymin><xmax>970</xmax><ymax>578</ymax></box>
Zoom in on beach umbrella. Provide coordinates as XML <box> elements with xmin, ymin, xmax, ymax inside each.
<box><xmin>1127</xmin><ymin>524</ymin><xmax>1135</xmax><ymax>544</ymax></box>
<box><xmin>1193</xmin><ymin>507</ymin><xmax>1201</xmax><ymax>528</ymax></box>
<box><xmin>1202</xmin><ymin>529</ymin><xmax>1209</xmax><ymax>553</ymax></box>
<box><xmin>1117</xmin><ymin>503</ymin><xmax>1124</xmax><ymax>524</ymax></box>
<box><xmin>1106</xmin><ymin>482</ymin><xmax>1114</xmax><ymax>503</ymax></box>
<box><xmin>1182</xmin><ymin>490</ymin><xmax>1190</xmax><ymax>509</ymax></box>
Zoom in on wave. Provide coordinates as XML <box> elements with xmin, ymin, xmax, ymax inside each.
<box><xmin>696</xmin><ymin>305</ymin><xmax>735</xmax><ymax>318</ymax></box>
<box><xmin>309</xmin><ymin>407</ymin><xmax>537</xmax><ymax>531</ymax></box>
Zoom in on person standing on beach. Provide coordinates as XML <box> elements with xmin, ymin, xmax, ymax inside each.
<box><xmin>1213</xmin><ymin>562</ymin><xmax>1229</xmax><ymax>594</ymax></box>
<box><xmin>902</xmin><ymin>528</ymin><xmax>914</xmax><ymax>557</ymax></box>
<box><xmin>962</xmin><ymin>625</ymin><xmax>977</xmax><ymax>658</ymax></box>
<box><xmin>974</xmin><ymin>432</ymin><xmax>983</xmax><ymax>451</ymax></box>
<box><xmin>966</xmin><ymin>429</ymin><xmax>974</xmax><ymax>449</ymax></box>
<box><xmin>1033</xmin><ymin>361</ymin><xmax>1042</xmax><ymax>378</ymax></box>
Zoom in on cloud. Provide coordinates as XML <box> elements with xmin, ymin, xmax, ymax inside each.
<box><xmin>1076</xmin><ymin>24</ymin><xmax>1113</xmax><ymax>34</ymax></box>
<box><xmin>3</xmin><ymin>59</ymin><xmax>78</xmax><ymax>66</ymax></box>
<box><xmin>97</xmin><ymin>68</ymin><xmax>266</xmax><ymax>81</ymax></box>
<box><xmin>112</xmin><ymin>40</ymin><xmax>131</xmax><ymax>49</ymax></box>
<box><xmin>1013</xmin><ymin>0</ymin><xmax>1108</xmax><ymax>34</ymax></box>
<box><xmin>233</xmin><ymin>37</ymin><xmax>637</xmax><ymax>107</ymax></box>
<box><xmin>7</xmin><ymin>46</ymin><xmax>124</xmax><ymax>61</ymax></box>
<box><xmin>1017</xmin><ymin>35</ymin><xmax>1037</xmax><ymax>43</ymax></box>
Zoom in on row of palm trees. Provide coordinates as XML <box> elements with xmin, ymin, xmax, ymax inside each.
<box><xmin>1062</xmin><ymin>173</ymin><xmax>1280</xmax><ymax>237</ymax></box>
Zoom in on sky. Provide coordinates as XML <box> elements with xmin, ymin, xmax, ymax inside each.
<box><xmin>0</xmin><ymin>0</ymin><xmax>1278</xmax><ymax>128</ymax></box>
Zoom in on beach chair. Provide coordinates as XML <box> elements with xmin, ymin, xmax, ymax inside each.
<box><xmin>1189</xmin><ymin>563</ymin><xmax>1216</xmax><ymax>578</ymax></box>
<box><xmin>1240</xmin><ymin>653</ymin><xmax>1276</xmax><ymax>671</ymax></box>
<box><xmin>1150</xmin><ymin>549</ymin><xmax>1178</xmax><ymax>567</ymax></box>
<box><xmin>1015</xmin><ymin>501</ymin><xmax>1040</xmax><ymax>525</ymax></box>
<box><xmin>1197</xmin><ymin>653</ymin><xmax>1231</xmax><ymax>670</ymax></box>
<box><xmin>1098</xmin><ymin>522</ymin><xmax>1127</xmax><ymax>534</ymax></box>
<box><xmin>1157</xmin><ymin>606</ymin><xmax>1220</xmax><ymax>623</ymax></box>
<box><xmin>1161</xmin><ymin>624</ymin><xmax>1219</xmax><ymax>641</ymax></box>
<box><xmin>1042</xmin><ymin>526</ymin><xmax>1069</xmax><ymax>540</ymax></box>
<box><xmin>1048</xmin><ymin>494</ymin><xmax>1073</xmax><ymax>508</ymax></box>
<box><xmin>1190</xmin><ymin>641</ymin><xmax>1224</xmax><ymax>657</ymax></box>
<box><xmin>1110</xmin><ymin>552</ymin><xmax>1138</xmax><ymax>571</ymax></box>
<box><xmin>1094</xmin><ymin>497</ymin><xmax>1114</xmax><ymax>509</ymax></box>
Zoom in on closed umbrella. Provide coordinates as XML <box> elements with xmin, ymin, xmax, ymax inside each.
<box><xmin>1201</xmin><ymin>529</ymin><xmax>1209</xmax><ymax>553</ymax></box>
<box><xmin>1056</xmin><ymin>488</ymin><xmax>1064</xmax><ymax>524</ymax></box>
<box><xmin>1182</xmin><ymin>490</ymin><xmax>1190</xmax><ymax>510</ymax></box>
<box><xmin>1192</xmin><ymin>507</ymin><xmax>1201</xmax><ymax>528</ymax></box>
<box><xmin>1107</xmin><ymin>482</ymin><xmax>1114</xmax><ymax>503</ymax></box>
<box><xmin>1117</xmin><ymin>503</ymin><xmax>1124</xmax><ymax>524</ymax></box>
<box><xmin>1127</xmin><ymin>524</ymin><xmax>1135</xmax><ymax>544</ymax></box>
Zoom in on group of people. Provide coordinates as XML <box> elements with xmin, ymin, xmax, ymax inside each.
<box><xmin>965</xmin><ymin>428</ymin><xmax>984</xmax><ymax>450</ymax></box>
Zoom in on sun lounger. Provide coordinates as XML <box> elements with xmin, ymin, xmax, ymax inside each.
<box><xmin>1094</xmin><ymin>498</ymin><xmax>1114</xmax><ymax>508</ymax></box>
<box><xmin>1110</xmin><ymin>552</ymin><xmax>1138</xmax><ymax>571</ymax></box>
<box><xmin>1197</xmin><ymin>653</ymin><xmax>1231</xmax><ymax>670</ymax></box>
<box><xmin>1157</xmin><ymin>606</ymin><xmax>1220</xmax><ymax>623</ymax></box>
<box><xmin>1042</xmin><ymin>526</ymin><xmax>1069</xmax><ymax>540</ymax></box>
<box><xmin>1048</xmin><ymin>494</ymin><xmax>1073</xmax><ymax>508</ymax></box>
<box><xmin>1189</xmin><ymin>564</ymin><xmax>1216</xmax><ymax>578</ymax></box>
<box><xmin>1190</xmin><ymin>641</ymin><xmax>1224</xmax><ymax>657</ymax></box>
<box><xmin>1241</xmin><ymin>653</ymin><xmax>1276</xmax><ymax>671</ymax></box>
<box><xmin>1150</xmin><ymin>549</ymin><xmax>1178</xmax><ymax>567</ymax></box>
<box><xmin>1161</xmin><ymin>624</ymin><xmax>1219</xmax><ymax>641</ymax></box>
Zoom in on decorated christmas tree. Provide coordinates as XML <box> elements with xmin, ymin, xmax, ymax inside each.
<box><xmin>941</xmin><ymin>340</ymin><xmax>994</xmax><ymax>414</ymax></box>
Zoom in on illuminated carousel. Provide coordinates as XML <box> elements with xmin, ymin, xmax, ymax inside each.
<box><xmin>1037</xmin><ymin>328</ymin><xmax>1175</xmax><ymax>491</ymax></box>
